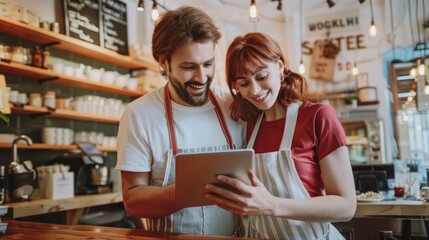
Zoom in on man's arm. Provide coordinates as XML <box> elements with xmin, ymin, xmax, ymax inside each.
<box><xmin>121</xmin><ymin>171</ymin><xmax>179</xmax><ymax>218</ymax></box>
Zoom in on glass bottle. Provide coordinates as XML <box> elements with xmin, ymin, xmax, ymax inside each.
<box><xmin>42</xmin><ymin>47</ymin><xmax>50</xmax><ymax>69</ymax></box>
<box><xmin>0</xmin><ymin>166</ymin><xmax>5</xmax><ymax>204</ymax></box>
<box><xmin>32</xmin><ymin>46</ymin><xmax>43</xmax><ymax>68</ymax></box>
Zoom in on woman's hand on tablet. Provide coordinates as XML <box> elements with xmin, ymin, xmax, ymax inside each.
<box><xmin>204</xmin><ymin>171</ymin><xmax>277</xmax><ymax>216</ymax></box>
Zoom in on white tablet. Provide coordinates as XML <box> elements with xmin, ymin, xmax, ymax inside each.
<box><xmin>175</xmin><ymin>149</ymin><xmax>254</xmax><ymax>208</ymax></box>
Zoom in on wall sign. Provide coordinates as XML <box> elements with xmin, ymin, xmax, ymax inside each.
<box><xmin>310</xmin><ymin>41</ymin><xmax>335</xmax><ymax>81</ymax></box>
<box><xmin>306</xmin><ymin>10</ymin><xmax>360</xmax><ymax>36</ymax></box>
<box><xmin>101</xmin><ymin>0</ymin><xmax>129</xmax><ymax>55</ymax></box>
<box><xmin>63</xmin><ymin>0</ymin><xmax>129</xmax><ymax>55</ymax></box>
<box><xmin>63</xmin><ymin>0</ymin><xmax>101</xmax><ymax>46</ymax></box>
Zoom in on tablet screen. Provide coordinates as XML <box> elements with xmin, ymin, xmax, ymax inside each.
<box><xmin>175</xmin><ymin>149</ymin><xmax>254</xmax><ymax>208</ymax></box>
<box><xmin>76</xmin><ymin>142</ymin><xmax>102</xmax><ymax>156</ymax></box>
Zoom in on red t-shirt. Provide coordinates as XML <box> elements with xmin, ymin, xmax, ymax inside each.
<box><xmin>247</xmin><ymin>102</ymin><xmax>347</xmax><ymax>197</ymax></box>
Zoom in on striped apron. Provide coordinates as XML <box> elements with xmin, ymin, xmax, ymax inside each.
<box><xmin>140</xmin><ymin>86</ymin><xmax>243</xmax><ymax>236</ymax></box>
<box><xmin>247</xmin><ymin>102</ymin><xmax>344</xmax><ymax>240</ymax></box>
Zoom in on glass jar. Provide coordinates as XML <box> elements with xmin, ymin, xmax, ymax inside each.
<box><xmin>11</xmin><ymin>46</ymin><xmax>24</xmax><ymax>63</ymax></box>
<box><xmin>32</xmin><ymin>46</ymin><xmax>43</xmax><ymax>68</ymax></box>
<box><xmin>23</xmin><ymin>48</ymin><xmax>32</xmax><ymax>65</ymax></box>
<box><xmin>43</xmin><ymin>91</ymin><xmax>56</xmax><ymax>109</ymax></box>
<box><xmin>0</xmin><ymin>44</ymin><xmax>5</xmax><ymax>59</ymax></box>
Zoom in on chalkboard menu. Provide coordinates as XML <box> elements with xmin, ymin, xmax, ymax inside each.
<box><xmin>63</xmin><ymin>0</ymin><xmax>129</xmax><ymax>55</ymax></box>
<box><xmin>101</xmin><ymin>0</ymin><xmax>129</xmax><ymax>55</ymax></box>
<box><xmin>63</xmin><ymin>0</ymin><xmax>101</xmax><ymax>46</ymax></box>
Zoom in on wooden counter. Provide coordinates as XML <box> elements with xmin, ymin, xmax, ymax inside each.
<box><xmin>1</xmin><ymin>219</ymin><xmax>249</xmax><ymax>240</ymax></box>
<box><xmin>355</xmin><ymin>200</ymin><xmax>429</xmax><ymax>239</ymax></box>
<box><xmin>4</xmin><ymin>192</ymin><xmax>123</xmax><ymax>224</ymax></box>
<box><xmin>355</xmin><ymin>199</ymin><xmax>429</xmax><ymax>217</ymax></box>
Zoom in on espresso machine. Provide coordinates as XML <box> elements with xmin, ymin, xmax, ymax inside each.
<box><xmin>50</xmin><ymin>143</ymin><xmax>111</xmax><ymax>195</ymax></box>
<box><xmin>8</xmin><ymin>135</ymin><xmax>35</xmax><ymax>201</ymax></box>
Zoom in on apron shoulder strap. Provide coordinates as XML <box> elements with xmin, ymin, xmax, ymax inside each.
<box><xmin>247</xmin><ymin>102</ymin><xmax>302</xmax><ymax>150</ymax></box>
<box><xmin>280</xmin><ymin>101</ymin><xmax>302</xmax><ymax>150</ymax></box>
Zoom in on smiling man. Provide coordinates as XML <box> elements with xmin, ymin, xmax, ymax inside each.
<box><xmin>115</xmin><ymin>6</ymin><xmax>245</xmax><ymax>237</ymax></box>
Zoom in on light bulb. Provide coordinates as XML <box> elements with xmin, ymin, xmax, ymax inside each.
<box><xmin>352</xmin><ymin>64</ymin><xmax>359</xmax><ymax>76</ymax></box>
<box><xmin>150</xmin><ymin>5</ymin><xmax>159</xmax><ymax>22</ymax></box>
<box><xmin>407</xmin><ymin>96</ymin><xmax>413</xmax><ymax>102</ymax></box>
<box><xmin>298</xmin><ymin>60</ymin><xmax>305</xmax><ymax>74</ymax></box>
<box><xmin>369</xmin><ymin>20</ymin><xmax>377</xmax><ymax>37</ymax></box>
<box><xmin>249</xmin><ymin>0</ymin><xmax>259</xmax><ymax>22</ymax></box>
<box><xmin>137</xmin><ymin>0</ymin><xmax>144</xmax><ymax>11</ymax></box>
<box><xmin>418</xmin><ymin>63</ymin><xmax>427</xmax><ymax>76</ymax></box>
<box><xmin>410</xmin><ymin>67</ymin><xmax>417</xmax><ymax>77</ymax></box>
<box><xmin>424</xmin><ymin>84</ymin><xmax>429</xmax><ymax>95</ymax></box>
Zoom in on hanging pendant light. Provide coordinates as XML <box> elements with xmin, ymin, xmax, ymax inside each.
<box><xmin>352</xmin><ymin>62</ymin><xmax>359</xmax><ymax>76</ymax></box>
<box><xmin>137</xmin><ymin>0</ymin><xmax>144</xmax><ymax>12</ymax></box>
<box><xmin>249</xmin><ymin>0</ymin><xmax>259</xmax><ymax>22</ymax></box>
<box><xmin>151</xmin><ymin>1</ymin><xmax>159</xmax><ymax>22</ymax></box>
<box><xmin>418</xmin><ymin>59</ymin><xmax>427</xmax><ymax>76</ymax></box>
<box><xmin>298</xmin><ymin>0</ymin><xmax>305</xmax><ymax>75</ymax></box>
<box><xmin>424</xmin><ymin>81</ymin><xmax>429</xmax><ymax>95</ymax></box>
<box><xmin>368</xmin><ymin>0</ymin><xmax>377</xmax><ymax>37</ymax></box>
<box><xmin>299</xmin><ymin>58</ymin><xmax>306</xmax><ymax>74</ymax></box>
<box><xmin>410</xmin><ymin>66</ymin><xmax>417</xmax><ymax>77</ymax></box>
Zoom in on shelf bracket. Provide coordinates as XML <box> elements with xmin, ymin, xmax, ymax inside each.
<box><xmin>37</xmin><ymin>77</ymin><xmax>58</xmax><ymax>84</ymax></box>
<box><xmin>40</xmin><ymin>41</ymin><xmax>60</xmax><ymax>48</ymax></box>
<box><xmin>29</xmin><ymin>112</ymin><xmax>51</xmax><ymax>119</ymax></box>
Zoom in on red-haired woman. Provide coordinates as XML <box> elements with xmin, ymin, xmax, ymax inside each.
<box><xmin>204</xmin><ymin>32</ymin><xmax>356</xmax><ymax>239</ymax></box>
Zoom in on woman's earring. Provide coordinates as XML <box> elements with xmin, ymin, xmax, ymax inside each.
<box><xmin>280</xmin><ymin>74</ymin><xmax>284</xmax><ymax>82</ymax></box>
<box><xmin>232</xmin><ymin>88</ymin><xmax>240</xmax><ymax>95</ymax></box>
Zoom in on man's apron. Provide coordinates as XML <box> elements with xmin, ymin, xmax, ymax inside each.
<box><xmin>140</xmin><ymin>86</ymin><xmax>243</xmax><ymax>236</ymax></box>
<box><xmin>246</xmin><ymin>102</ymin><xmax>344</xmax><ymax>240</ymax></box>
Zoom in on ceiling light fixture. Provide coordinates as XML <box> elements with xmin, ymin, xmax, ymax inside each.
<box><xmin>327</xmin><ymin>0</ymin><xmax>335</xmax><ymax>8</ymax></box>
<box><xmin>151</xmin><ymin>1</ymin><xmax>159</xmax><ymax>22</ymax></box>
<box><xmin>277</xmin><ymin>0</ymin><xmax>282</xmax><ymax>11</ymax></box>
<box><xmin>137</xmin><ymin>0</ymin><xmax>144</xmax><ymax>12</ymax></box>
<box><xmin>249</xmin><ymin>0</ymin><xmax>259</xmax><ymax>22</ymax></box>
<box><xmin>368</xmin><ymin>0</ymin><xmax>377</xmax><ymax>37</ymax></box>
<box><xmin>298</xmin><ymin>0</ymin><xmax>305</xmax><ymax>75</ymax></box>
<box><xmin>358</xmin><ymin>0</ymin><xmax>365</xmax><ymax>3</ymax></box>
<box><xmin>352</xmin><ymin>62</ymin><xmax>359</xmax><ymax>76</ymax></box>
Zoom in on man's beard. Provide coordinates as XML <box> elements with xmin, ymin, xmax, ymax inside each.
<box><xmin>169</xmin><ymin>75</ymin><xmax>213</xmax><ymax>106</ymax></box>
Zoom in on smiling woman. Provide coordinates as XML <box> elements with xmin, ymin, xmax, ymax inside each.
<box><xmin>204</xmin><ymin>32</ymin><xmax>356</xmax><ymax>240</ymax></box>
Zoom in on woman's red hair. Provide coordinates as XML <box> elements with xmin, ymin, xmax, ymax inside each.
<box><xmin>225</xmin><ymin>32</ymin><xmax>312</xmax><ymax>121</ymax></box>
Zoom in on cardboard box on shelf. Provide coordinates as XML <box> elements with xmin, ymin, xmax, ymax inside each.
<box><xmin>0</xmin><ymin>0</ymin><xmax>24</xmax><ymax>22</ymax></box>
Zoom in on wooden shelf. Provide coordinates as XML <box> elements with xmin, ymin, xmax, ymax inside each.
<box><xmin>11</xmin><ymin>106</ymin><xmax>120</xmax><ymax>124</ymax></box>
<box><xmin>52</xmin><ymin>109</ymin><xmax>120</xmax><ymax>124</ymax></box>
<box><xmin>5</xmin><ymin>192</ymin><xmax>123</xmax><ymax>219</ymax></box>
<box><xmin>0</xmin><ymin>143</ymin><xmax>116</xmax><ymax>152</ymax></box>
<box><xmin>313</xmin><ymin>91</ymin><xmax>357</xmax><ymax>100</ymax></box>
<box><xmin>0</xmin><ymin>61</ymin><xmax>146</xmax><ymax>98</ymax></box>
<box><xmin>54</xmin><ymin>73</ymin><xmax>146</xmax><ymax>98</ymax></box>
<box><xmin>0</xmin><ymin>60</ymin><xmax>56</xmax><ymax>80</ymax></box>
<box><xmin>0</xmin><ymin>16</ymin><xmax>158</xmax><ymax>71</ymax></box>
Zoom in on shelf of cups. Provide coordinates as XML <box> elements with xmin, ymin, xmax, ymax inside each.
<box><xmin>0</xmin><ymin>143</ymin><xmax>116</xmax><ymax>152</ymax></box>
<box><xmin>10</xmin><ymin>105</ymin><xmax>120</xmax><ymax>124</ymax></box>
<box><xmin>53</xmin><ymin>73</ymin><xmax>146</xmax><ymax>98</ymax></box>
<box><xmin>0</xmin><ymin>61</ymin><xmax>145</xmax><ymax>98</ymax></box>
<box><xmin>0</xmin><ymin>16</ymin><xmax>158</xmax><ymax>71</ymax></box>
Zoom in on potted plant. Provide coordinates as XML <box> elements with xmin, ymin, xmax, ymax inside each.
<box><xmin>0</xmin><ymin>112</ymin><xmax>9</xmax><ymax>127</ymax></box>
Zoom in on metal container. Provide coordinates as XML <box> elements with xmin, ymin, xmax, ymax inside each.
<box><xmin>90</xmin><ymin>165</ymin><xmax>110</xmax><ymax>186</ymax></box>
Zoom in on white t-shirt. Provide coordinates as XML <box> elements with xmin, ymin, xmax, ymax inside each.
<box><xmin>115</xmin><ymin>85</ymin><xmax>245</xmax><ymax>186</ymax></box>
